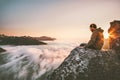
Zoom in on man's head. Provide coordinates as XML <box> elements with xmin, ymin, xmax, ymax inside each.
<box><xmin>90</xmin><ymin>24</ymin><xmax>97</xmax><ymax>32</ymax></box>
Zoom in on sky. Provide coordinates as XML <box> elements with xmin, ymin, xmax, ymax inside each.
<box><xmin>0</xmin><ymin>0</ymin><xmax>120</xmax><ymax>42</ymax></box>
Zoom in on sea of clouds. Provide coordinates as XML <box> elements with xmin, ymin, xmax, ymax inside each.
<box><xmin>0</xmin><ymin>40</ymin><xmax>79</xmax><ymax>80</ymax></box>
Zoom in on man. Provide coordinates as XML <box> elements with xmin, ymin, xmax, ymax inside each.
<box><xmin>85</xmin><ymin>24</ymin><xmax>104</xmax><ymax>50</ymax></box>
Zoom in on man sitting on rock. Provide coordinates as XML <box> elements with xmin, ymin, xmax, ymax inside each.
<box><xmin>85</xmin><ymin>24</ymin><xmax>104</xmax><ymax>50</ymax></box>
<box><xmin>108</xmin><ymin>20</ymin><xmax>120</xmax><ymax>54</ymax></box>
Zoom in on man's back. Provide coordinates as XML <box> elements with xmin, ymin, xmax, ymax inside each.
<box><xmin>85</xmin><ymin>27</ymin><xmax>104</xmax><ymax>50</ymax></box>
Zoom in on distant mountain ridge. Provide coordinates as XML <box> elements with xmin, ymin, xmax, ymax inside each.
<box><xmin>34</xmin><ymin>36</ymin><xmax>56</xmax><ymax>41</ymax></box>
<box><xmin>0</xmin><ymin>47</ymin><xmax>6</xmax><ymax>52</ymax></box>
<box><xmin>0</xmin><ymin>34</ymin><xmax>47</xmax><ymax>45</ymax></box>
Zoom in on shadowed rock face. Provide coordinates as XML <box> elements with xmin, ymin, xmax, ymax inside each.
<box><xmin>48</xmin><ymin>47</ymin><xmax>120</xmax><ymax>80</ymax></box>
<box><xmin>108</xmin><ymin>20</ymin><xmax>120</xmax><ymax>56</ymax></box>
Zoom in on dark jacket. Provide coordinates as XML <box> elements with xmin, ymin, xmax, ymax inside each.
<box><xmin>85</xmin><ymin>27</ymin><xmax>104</xmax><ymax>50</ymax></box>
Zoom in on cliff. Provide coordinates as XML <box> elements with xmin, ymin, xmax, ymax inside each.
<box><xmin>48</xmin><ymin>47</ymin><xmax>120</xmax><ymax>80</ymax></box>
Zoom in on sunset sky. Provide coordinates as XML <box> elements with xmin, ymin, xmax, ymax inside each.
<box><xmin>0</xmin><ymin>0</ymin><xmax>120</xmax><ymax>42</ymax></box>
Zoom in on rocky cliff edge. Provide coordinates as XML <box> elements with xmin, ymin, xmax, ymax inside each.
<box><xmin>48</xmin><ymin>47</ymin><xmax>120</xmax><ymax>80</ymax></box>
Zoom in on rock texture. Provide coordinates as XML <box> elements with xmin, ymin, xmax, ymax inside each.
<box><xmin>48</xmin><ymin>47</ymin><xmax>120</xmax><ymax>80</ymax></box>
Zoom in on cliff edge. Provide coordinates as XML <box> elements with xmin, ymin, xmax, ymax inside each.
<box><xmin>48</xmin><ymin>47</ymin><xmax>120</xmax><ymax>80</ymax></box>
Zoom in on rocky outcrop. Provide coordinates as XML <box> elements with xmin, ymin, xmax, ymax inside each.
<box><xmin>108</xmin><ymin>20</ymin><xmax>120</xmax><ymax>54</ymax></box>
<box><xmin>48</xmin><ymin>47</ymin><xmax>120</xmax><ymax>80</ymax></box>
<box><xmin>0</xmin><ymin>47</ymin><xmax>6</xmax><ymax>52</ymax></box>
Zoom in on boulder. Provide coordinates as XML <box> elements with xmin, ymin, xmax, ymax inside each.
<box><xmin>108</xmin><ymin>20</ymin><xmax>120</xmax><ymax>54</ymax></box>
<box><xmin>48</xmin><ymin>47</ymin><xmax>120</xmax><ymax>80</ymax></box>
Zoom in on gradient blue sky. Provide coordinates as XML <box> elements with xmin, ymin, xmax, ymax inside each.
<box><xmin>0</xmin><ymin>0</ymin><xmax>120</xmax><ymax>41</ymax></box>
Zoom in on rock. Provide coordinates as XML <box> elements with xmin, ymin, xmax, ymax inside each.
<box><xmin>108</xmin><ymin>20</ymin><xmax>120</xmax><ymax>55</ymax></box>
<box><xmin>48</xmin><ymin>47</ymin><xmax>120</xmax><ymax>80</ymax></box>
<box><xmin>0</xmin><ymin>47</ymin><xmax>6</xmax><ymax>52</ymax></box>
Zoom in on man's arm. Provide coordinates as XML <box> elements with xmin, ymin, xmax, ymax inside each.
<box><xmin>85</xmin><ymin>31</ymin><xmax>98</xmax><ymax>48</ymax></box>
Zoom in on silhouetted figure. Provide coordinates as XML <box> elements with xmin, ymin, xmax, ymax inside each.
<box><xmin>108</xmin><ymin>20</ymin><xmax>120</xmax><ymax>54</ymax></box>
<box><xmin>85</xmin><ymin>24</ymin><xmax>104</xmax><ymax>50</ymax></box>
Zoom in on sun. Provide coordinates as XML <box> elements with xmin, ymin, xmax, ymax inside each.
<box><xmin>104</xmin><ymin>32</ymin><xmax>109</xmax><ymax>39</ymax></box>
